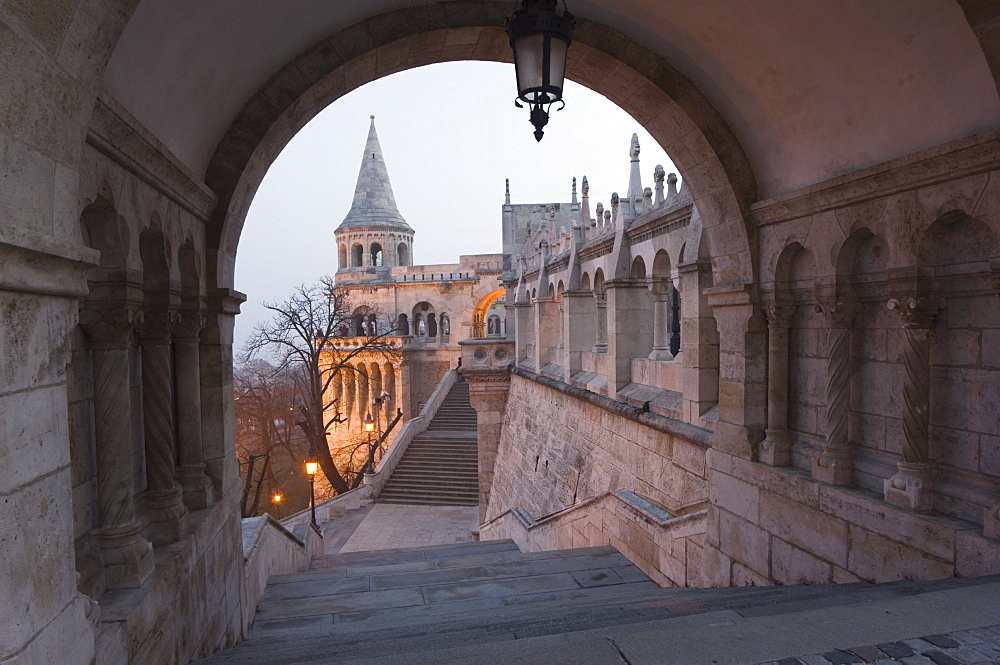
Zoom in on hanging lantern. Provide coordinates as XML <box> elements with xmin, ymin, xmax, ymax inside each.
<box><xmin>506</xmin><ymin>0</ymin><xmax>575</xmax><ymax>142</ymax></box>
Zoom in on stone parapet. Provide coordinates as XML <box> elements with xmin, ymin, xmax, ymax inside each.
<box><xmin>703</xmin><ymin>448</ymin><xmax>1000</xmax><ymax>587</ymax></box>
<box><xmin>481</xmin><ymin>490</ymin><xmax>707</xmax><ymax>587</ymax></box>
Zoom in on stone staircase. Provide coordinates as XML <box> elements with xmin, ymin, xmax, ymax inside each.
<box><xmin>377</xmin><ymin>380</ymin><xmax>478</xmax><ymax>506</ymax></box>
<box><xmin>196</xmin><ymin>539</ymin><xmax>1000</xmax><ymax>665</ymax></box>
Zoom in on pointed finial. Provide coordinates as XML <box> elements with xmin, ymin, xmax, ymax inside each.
<box><xmin>505</xmin><ymin>178</ymin><xmax>511</xmax><ymax>205</ymax></box>
<box><xmin>667</xmin><ymin>172</ymin><xmax>679</xmax><ymax>198</ymax></box>
<box><xmin>643</xmin><ymin>187</ymin><xmax>653</xmax><ymax>213</ymax></box>
<box><xmin>370</xmin><ymin>114</ymin><xmax>375</xmax><ymax>122</ymax></box>
<box><xmin>581</xmin><ymin>176</ymin><xmax>589</xmax><ymax>196</ymax></box>
<box><xmin>630</xmin><ymin>133</ymin><xmax>640</xmax><ymax>160</ymax></box>
<box><xmin>595</xmin><ymin>202</ymin><xmax>604</xmax><ymax>228</ymax></box>
<box><xmin>571</xmin><ymin>177</ymin><xmax>578</xmax><ymax>204</ymax></box>
<box><xmin>653</xmin><ymin>165</ymin><xmax>665</xmax><ymax>205</ymax></box>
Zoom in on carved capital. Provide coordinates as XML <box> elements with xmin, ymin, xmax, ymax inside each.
<box><xmin>81</xmin><ymin>307</ymin><xmax>143</xmax><ymax>348</ymax></box>
<box><xmin>814</xmin><ymin>300</ymin><xmax>859</xmax><ymax>327</ymax></box>
<box><xmin>174</xmin><ymin>311</ymin><xmax>206</xmax><ymax>341</ymax></box>
<box><xmin>887</xmin><ymin>296</ymin><xmax>943</xmax><ymax>328</ymax></box>
<box><xmin>764</xmin><ymin>302</ymin><xmax>796</xmax><ymax>327</ymax></box>
<box><xmin>594</xmin><ymin>293</ymin><xmax>608</xmax><ymax>307</ymax></box>
<box><xmin>140</xmin><ymin>310</ymin><xmax>180</xmax><ymax>342</ymax></box>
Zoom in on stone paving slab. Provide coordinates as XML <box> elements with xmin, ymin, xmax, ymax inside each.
<box><xmin>756</xmin><ymin>624</ymin><xmax>1000</xmax><ymax>664</ymax></box>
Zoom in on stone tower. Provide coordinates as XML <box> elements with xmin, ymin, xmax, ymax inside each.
<box><xmin>335</xmin><ymin>115</ymin><xmax>415</xmax><ymax>270</ymax></box>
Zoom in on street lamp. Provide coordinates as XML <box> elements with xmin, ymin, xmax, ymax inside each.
<box><xmin>304</xmin><ymin>456</ymin><xmax>319</xmax><ymax>528</ymax></box>
<box><xmin>272</xmin><ymin>493</ymin><xmax>282</xmax><ymax>504</ymax></box>
<box><xmin>364</xmin><ymin>413</ymin><xmax>376</xmax><ymax>473</ymax></box>
<box><xmin>506</xmin><ymin>0</ymin><xmax>575</xmax><ymax>142</ymax></box>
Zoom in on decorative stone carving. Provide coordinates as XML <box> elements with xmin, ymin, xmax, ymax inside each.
<box><xmin>759</xmin><ymin>302</ymin><xmax>796</xmax><ymax>466</ymax></box>
<box><xmin>812</xmin><ymin>300</ymin><xmax>860</xmax><ymax>485</ymax></box>
<box><xmin>80</xmin><ymin>307</ymin><xmax>143</xmax><ymax>349</ymax></box>
<box><xmin>883</xmin><ymin>296</ymin><xmax>943</xmax><ymax>512</ymax></box>
<box><xmin>140</xmin><ymin>309</ymin><xmax>189</xmax><ymax>543</ymax></box>
<box><xmin>80</xmin><ymin>306</ymin><xmax>154</xmax><ymax>587</ymax></box>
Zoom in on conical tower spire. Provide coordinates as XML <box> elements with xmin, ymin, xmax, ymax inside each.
<box><xmin>337</xmin><ymin>116</ymin><xmax>412</xmax><ymax>230</ymax></box>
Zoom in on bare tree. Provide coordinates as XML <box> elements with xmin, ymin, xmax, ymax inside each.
<box><xmin>243</xmin><ymin>276</ymin><xmax>398</xmax><ymax>495</ymax></box>
<box><xmin>234</xmin><ymin>360</ymin><xmax>300</xmax><ymax>517</ymax></box>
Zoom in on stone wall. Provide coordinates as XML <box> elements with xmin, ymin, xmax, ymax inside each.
<box><xmin>703</xmin><ymin>447</ymin><xmax>1000</xmax><ymax>586</ymax></box>
<box><xmin>486</xmin><ymin>372</ymin><xmax>711</xmax><ymax>550</ymax></box>
<box><xmin>407</xmin><ymin>355</ymin><xmax>453</xmax><ymax>416</ymax></box>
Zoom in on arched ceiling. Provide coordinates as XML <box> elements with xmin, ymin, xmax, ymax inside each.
<box><xmin>101</xmin><ymin>0</ymin><xmax>1000</xmax><ymax>198</ymax></box>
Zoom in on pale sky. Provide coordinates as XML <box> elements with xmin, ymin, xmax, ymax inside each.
<box><xmin>234</xmin><ymin>61</ymin><xmax>677</xmax><ymax>351</ymax></box>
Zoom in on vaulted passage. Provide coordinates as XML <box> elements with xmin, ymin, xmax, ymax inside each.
<box><xmin>3</xmin><ymin>2</ymin><xmax>1000</xmax><ymax>664</ymax></box>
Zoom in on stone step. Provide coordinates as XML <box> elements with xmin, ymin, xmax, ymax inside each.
<box><xmin>376</xmin><ymin>496</ymin><xmax>478</xmax><ymax>506</ymax></box>
<box><xmin>377</xmin><ymin>489</ymin><xmax>479</xmax><ymax>500</ymax></box>
<box><xmin>197</xmin><ymin>543</ymin><xmax>1000</xmax><ymax>665</ymax></box>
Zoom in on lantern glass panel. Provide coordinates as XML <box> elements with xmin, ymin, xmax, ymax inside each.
<box><xmin>514</xmin><ymin>33</ymin><xmax>545</xmax><ymax>99</ymax></box>
<box><xmin>547</xmin><ymin>37</ymin><xmax>567</xmax><ymax>97</ymax></box>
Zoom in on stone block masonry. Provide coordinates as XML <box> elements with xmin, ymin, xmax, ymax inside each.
<box><xmin>702</xmin><ymin>448</ymin><xmax>1000</xmax><ymax>587</ymax></box>
<box><xmin>484</xmin><ymin>371</ymin><xmax>710</xmax><ymax>585</ymax></box>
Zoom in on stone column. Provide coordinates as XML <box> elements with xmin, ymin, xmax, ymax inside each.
<box><xmin>200</xmin><ymin>289</ymin><xmax>244</xmax><ymax>501</ymax></box>
<box><xmin>592</xmin><ymin>292</ymin><xmax>608</xmax><ymax>353</ymax></box>
<box><xmin>459</xmin><ymin>340</ymin><xmax>514</xmax><ymax>524</ymax></box>
<box><xmin>534</xmin><ymin>295</ymin><xmax>559</xmax><ymax>370</ymax></box>
<box><xmin>649</xmin><ymin>285</ymin><xmax>674</xmax><ymax>361</ymax></box>
<box><xmin>759</xmin><ymin>302</ymin><xmax>796</xmax><ymax>466</ymax></box>
<box><xmin>562</xmin><ymin>290</ymin><xmax>596</xmax><ymax>383</ymax></box>
<box><xmin>81</xmin><ymin>307</ymin><xmax>154</xmax><ymax>588</ymax></box>
<box><xmin>812</xmin><ymin>300</ymin><xmax>859</xmax><ymax>485</ymax></box>
<box><xmin>669</xmin><ymin>286</ymin><xmax>682</xmax><ymax>357</ymax></box>
<box><xmin>140</xmin><ymin>310</ymin><xmax>189</xmax><ymax>544</ymax></box>
<box><xmin>606</xmin><ymin>278</ymin><xmax>653</xmax><ymax>397</ymax></box>
<box><xmin>173</xmin><ymin>311</ymin><xmax>214</xmax><ymax>510</ymax></box>
<box><xmin>678</xmin><ymin>261</ymin><xmax>718</xmax><ymax>421</ymax></box>
<box><xmin>514</xmin><ymin>301</ymin><xmax>533</xmax><ymax>364</ymax></box>
<box><xmin>988</xmin><ymin>273</ymin><xmax>1000</xmax><ymax>539</ymax></box>
<box><xmin>883</xmin><ymin>296</ymin><xmax>942</xmax><ymax>512</ymax></box>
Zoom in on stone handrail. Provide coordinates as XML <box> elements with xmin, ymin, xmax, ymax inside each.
<box><xmin>480</xmin><ymin>491</ymin><xmax>707</xmax><ymax>588</ymax></box>
<box><xmin>363</xmin><ymin>369</ymin><xmax>458</xmax><ymax>497</ymax></box>
<box><xmin>240</xmin><ymin>514</ymin><xmax>323</xmax><ymax>631</ymax></box>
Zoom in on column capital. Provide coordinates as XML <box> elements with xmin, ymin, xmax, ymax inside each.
<box><xmin>814</xmin><ymin>300</ymin><xmax>860</xmax><ymax>327</ymax></box>
<box><xmin>174</xmin><ymin>310</ymin><xmax>206</xmax><ymax>341</ymax></box>
<box><xmin>763</xmin><ymin>302</ymin><xmax>796</xmax><ymax>328</ymax></box>
<box><xmin>887</xmin><ymin>296</ymin><xmax>943</xmax><ymax>328</ymax></box>
<box><xmin>81</xmin><ymin>307</ymin><xmax>143</xmax><ymax>348</ymax></box>
<box><xmin>139</xmin><ymin>309</ymin><xmax>180</xmax><ymax>342</ymax></box>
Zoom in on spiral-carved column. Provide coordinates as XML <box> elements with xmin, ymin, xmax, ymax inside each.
<box><xmin>759</xmin><ymin>302</ymin><xmax>795</xmax><ymax>466</ymax></box>
<box><xmin>81</xmin><ymin>307</ymin><xmax>154</xmax><ymax>588</ymax></box>
<box><xmin>174</xmin><ymin>311</ymin><xmax>214</xmax><ymax>510</ymax></box>
<box><xmin>140</xmin><ymin>311</ymin><xmax>189</xmax><ymax>544</ymax></box>
<box><xmin>812</xmin><ymin>301</ymin><xmax>859</xmax><ymax>485</ymax></box>
<box><xmin>883</xmin><ymin>296</ymin><xmax>942</xmax><ymax>512</ymax></box>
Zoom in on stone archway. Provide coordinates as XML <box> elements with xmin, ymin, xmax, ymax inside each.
<box><xmin>472</xmin><ymin>287</ymin><xmax>507</xmax><ymax>338</ymax></box>
<box><xmin>203</xmin><ymin>7</ymin><xmax>758</xmax><ymax>297</ymax></box>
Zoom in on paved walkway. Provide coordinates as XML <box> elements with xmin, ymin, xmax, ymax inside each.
<box><xmin>320</xmin><ymin>502</ymin><xmax>478</xmax><ymax>554</ymax></box>
<box><xmin>758</xmin><ymin>626</ymin><xmax>1000</xmax><ymax>665</ymax></box>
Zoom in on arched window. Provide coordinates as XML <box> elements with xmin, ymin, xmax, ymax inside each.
<box><xmin>427</xmin><ymin>313</ymin><xmax>437</xmax><ymax>337</ymax></box>
<box><xmin>487</xmin><ymin>314</ymin><xmax>502</xmax><ymax>336</ymax></box>
<box><xmin>396</xmin><ymin>313</ymin><xmax>409</xmax><ymax>335</ymax></box>
<box><xmin>440</xmin><ymin>314</ymin><xmax>450</xmax><ymax>337</ymax></box>
<box><xmin>352</xmin><ymin>243</ymin><xmax>364</xmax><ymax>267</ymax></box>
<box><xmin>397</xmin><ymin>242</ymin><xmax>409</xmax><ymax>266</ymax></box>
<box><xmin>338</xmin><ymin>244</ymin><xmax>347</xmax><ymax>269</ymax></box>
<box><xmin>370</xmin><ymin>242</ymin><xmax>383</xmax><ymax>266</ymax></box>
